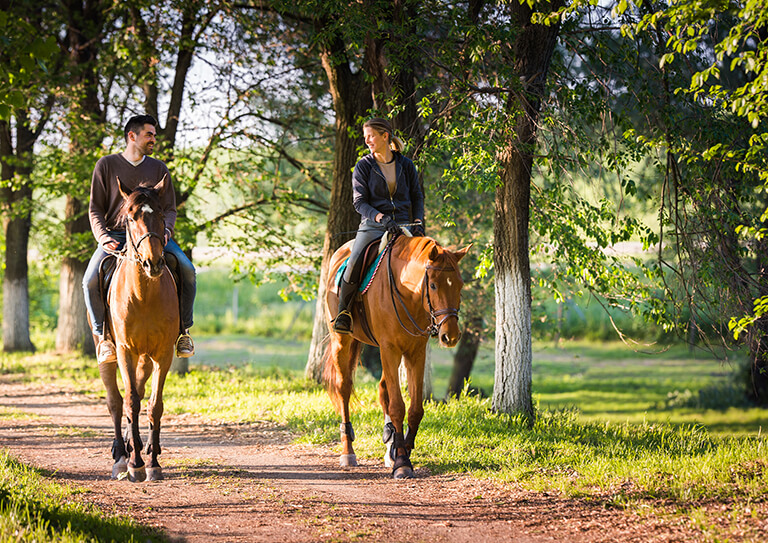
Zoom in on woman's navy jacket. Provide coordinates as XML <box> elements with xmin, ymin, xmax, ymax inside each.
<box><xmin>351</xmin><ymin>152</ymin><xmax>424</xmax><ymax>225</ymax></box>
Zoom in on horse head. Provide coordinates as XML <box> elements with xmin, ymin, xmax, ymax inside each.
<box><xmin>117</xmin><ymin>175</ymin><xmax>168</xmax><ymax>279</ymax></box>
<box><xmin>424</xmin><ymin>242</ymin><xmax>470</xmax><ymax>348</ymax></box>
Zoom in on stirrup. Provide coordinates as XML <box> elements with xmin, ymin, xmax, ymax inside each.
<box><xmin>175</xmin><ymin>333</ymin><xmax>195</xmax><ymax>358</ymax></box>
<box><xmin>333</xmin><ymin>310</ymin><xmax>353</xmax><ymax>334</ymax></box>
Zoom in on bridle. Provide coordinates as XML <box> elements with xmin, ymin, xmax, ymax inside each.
<box><xmin>124</xmin><ymin>207</ymin><xmax>165</xmax><ymax>269</ymax></box>
<box><xmin>387</xmin><ymin>244</ymin><xmax>461</xmax><ymax>338</ymax></box>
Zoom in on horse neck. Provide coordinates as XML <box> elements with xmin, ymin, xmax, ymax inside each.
<box><xmin>122</xmin><ymin>237</ymin><xmax>165</xmax><ymax>294</ymax></box>
<box><xmin>390</xmin><ymin>238</ymin><xmax>429</xmax><ymax>309</ymax></box>
<box><xmin>122</xmin><ymin>255</ymin><xmax>156</xmax><ymax>291</ymax></box>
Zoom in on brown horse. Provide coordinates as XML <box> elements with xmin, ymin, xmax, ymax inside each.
<box><xmin>324</xmin><ymin>234</ymin><xmax>469</xmax><ymax>479</ymax></box>
<box><xmin>98</xmin><ymin>176</ymin><xmax>179</xmax><ymax>482</ymax></box>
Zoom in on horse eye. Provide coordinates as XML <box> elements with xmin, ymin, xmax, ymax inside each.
<box><xmin>430</xmin><ymin>282</ymin><xmax>437</xmax><ymax>290</ymax></box>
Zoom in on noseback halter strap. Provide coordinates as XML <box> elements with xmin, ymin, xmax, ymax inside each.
<box><xmin>387</xmin><ymin>249</ymin><xmax>460</xmax><ymax>338</ymax></box>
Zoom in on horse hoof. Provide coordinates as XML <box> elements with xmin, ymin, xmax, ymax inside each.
<box><xmin>339</xmin><ymin>454</ymin><xmax>358</xmax><ymax>467</ymax></box>
<box><xmin>111</xmin><ymin>456</ymin><xmax>128</xmax><ymax>479</ymax></box>
<box><xmin>393</xmin><ymin>466</ymin><xmax>414</xmax><ymax>479</ymax></box>
<box><xmin>146</xmin><ymin>466</ymin><xmax>163</xmax><ymax>481</ymax></box>
<box><xmin>128</xmin><ymin>464</ymin><xmax>147</xmax><ymax>483</ymax></box>
<box><xmin>392</xmin><ymin>454</ymin><xmax>414</xmax><ymax>479</ymax></box>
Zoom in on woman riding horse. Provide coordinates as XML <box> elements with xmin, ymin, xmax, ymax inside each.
<box><xmin>325</xmin><ymin>234</ymin><xmax>469</xmax><ymax>478</ymax></box>
<box><xmin>325</xmin><ymin>118</ymin><xmax>469</xmax><ymax>478</ymax></box>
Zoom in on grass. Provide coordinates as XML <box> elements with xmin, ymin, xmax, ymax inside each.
<box><xmin>0</xmin><ymin>449</ymin><xmax>166</xmax><ymax>542</ymax></box>
<box><xmin>1</xmin><ymin>336</ymin><xmax>766</xmax><ymax>541</ymax></box>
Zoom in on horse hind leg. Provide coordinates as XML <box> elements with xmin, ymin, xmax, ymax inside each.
<box><xmin>325</xmin><ymin>335</ymin><xmax>361</xmax><ymax>467</ymax></box>
<box><xmin>144</xmin><ymin>423</ymin><xmax>163</xmax><ymax>481</ymax></box>
<box><xmin>379</xmin><ymin>378</ymin><xmax>396</xmax><ymax>467</ymax></box>
<box><xmin>123</xmin><ymin>418</ymin><xmax>146</xmax><ymax>482</ymax></box>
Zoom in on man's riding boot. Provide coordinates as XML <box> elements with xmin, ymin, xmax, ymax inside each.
<box><xmin>96</xmin><ymin>335</ymin><xmax>117</xmax><ymax>364</ymax></box>
<box><xmin>333</xmin><ymin>278</ymin><xmax>358</xmax><ymax>334</ymax></box>
<box><xmin>175</xmin><ymin>332</ymin><xmax>195</xmax><ymax>358</ymax></box>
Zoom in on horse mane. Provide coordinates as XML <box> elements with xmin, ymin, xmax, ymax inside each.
<box><xmin>117</xmin><ymin>185</ymin><xmax>160</xmax><ymax>224</ymax></box>
<box><xmin>396</xmin><ymin>236</ymin><xmax>459</xmax><ymax>270</ymax></box>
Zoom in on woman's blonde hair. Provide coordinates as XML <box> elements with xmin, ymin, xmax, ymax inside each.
<box><xmin>364</xmin><ymin>117</ymin><xmax>404</xmax><ymax>153</ymax></box>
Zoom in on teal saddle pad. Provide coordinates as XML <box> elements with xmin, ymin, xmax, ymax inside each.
<box><xmin>334</xmin><ymin>250</ymin><xmax>386</xmax><ymax>293</ymax></box>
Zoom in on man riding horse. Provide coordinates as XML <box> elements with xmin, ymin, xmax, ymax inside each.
<box><xmin>83</xmin><ymin>114</ymin><xmax>196</xmax><ymax>362</ymax></box>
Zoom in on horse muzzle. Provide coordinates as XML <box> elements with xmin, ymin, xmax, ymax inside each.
<box><xmin>437</xmin><ymin>317</ymin><xmax>461</xmax><ymax>348</ymax></box>
<box><xmin>142</xmin><ymin>256</ymin><xmax>166</xmax><ymax>279</ymax></box>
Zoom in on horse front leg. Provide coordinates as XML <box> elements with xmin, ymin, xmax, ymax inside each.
<box><xmin>118</xmin><ymin>348</ymin><xmax>146</xmax><ymax>482</ymax></box>
<box><xmin>378</xmin><ymin>376</ymin><xmax>397</xmax><ymax>468</ymax></box>
<box><xmin>98</xmin><ymin>360</ymin><xmax>127</xmax><ymax>479</ymax></box>
<box><xmin>380</xmin><ymin>348</ymin><xmax>412</xmax><ymax>479</ymax></box>
<box><xmin>144</xmin><ymin>356</ymin><xmax>170</xmax><ymax>481</ymax></box>
<box><xmin>403</xmin><ymin>349</ymin><xmax>427</xmax><ymax>456</ymax></box>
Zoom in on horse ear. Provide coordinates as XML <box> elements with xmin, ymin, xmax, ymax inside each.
<box><xmin>429</xmin><ymin>245</ymin><xmax>440</xmax><ymax>261</ymax></box>
<box><xmin>453</xmin><ymin>243</ymin><xmax>472</xmax><ymax>262</ymax></box>
<box><xmin>153</xmin><ymin>173</ymin><xmax>168</xmax><ymax>196</ymax></box>
<box><xmin>117</xmin><ymin>176</ymin><xmax>131</xmax><ymax>200</ymax></box>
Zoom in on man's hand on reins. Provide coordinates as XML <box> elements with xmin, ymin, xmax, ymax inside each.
<box><xmin>103</xmin><ymin>240</ymin><xmax>120</xmax><ymax>252</ymax></box>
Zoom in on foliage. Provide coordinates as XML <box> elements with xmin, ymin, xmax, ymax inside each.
<box><xmin>0</xmin><ymin>7</ymin><xmax>57</xmax><ymax>119</ymax></box>
<box><xmin>411</xmin><ymin>0</ymin><xmax>674</xmax><ymax>350</ymax></box>
<box><xmin>193</xmin><ymin>269</ymin><xmax>314</xmax><ymax>339</ymax></box>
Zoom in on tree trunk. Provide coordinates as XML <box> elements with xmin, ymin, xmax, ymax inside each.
<box><xmin>56</xmin><ymin>197</ymin><xmax>94</xmax><ymax>354</ymax></box>
<box><xmin>447</xmin><ymin>315</ymin><xmax>483</xmax><ymax>398</ymax></box>
<box><xmin>0</xmin><ymin>118</ymin><xmax>35</xmax><ymax>352</ymax></box>
<box><xmin>2</xmin><ymin>190</ymin><xmax>34</xmax><ymax>352</ymax></box>
<box><xmin>55</xmin><ymin>0</ymin><xmax>104</xmax><ymax>354</ymax></box>
<box><xmin>491</xmin><ymin>2</ymin><xmax>561</xmax><ymax>418</ymax></box>
<box><xmin>305</xmin><ymin>42</ymin><xmax>373</xmax><ymax>382</ymax></box>
<box><xmin>747</xmin><ymin>233</ymin><xmax>768</xmax><ymax>404</ymax></box>
<box><xmin>492</xmin><ymin>145</ymin><xmax>534</xmax><ymax>417</ymax></box>
<box><xmin>360</xmin><ymin>345</ymin><xmax>382</xmax><ymax>379</ymax></box>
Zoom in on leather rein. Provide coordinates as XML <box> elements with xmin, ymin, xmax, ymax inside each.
<box><xmin>386</xmin><ymin>241</ymin><xmax>460</xmax><ymax>338</ymax></box>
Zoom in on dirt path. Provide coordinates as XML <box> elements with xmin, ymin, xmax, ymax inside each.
<box><xmin>0</xmin><ymin>380</ymin><xmax>727</xmax><ymax>542</ymax></box>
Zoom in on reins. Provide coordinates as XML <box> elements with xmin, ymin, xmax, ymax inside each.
<box><xmin>386</xmin><ymin>237</ymin><xmax>460</xmax><ymax>338</ymax></box>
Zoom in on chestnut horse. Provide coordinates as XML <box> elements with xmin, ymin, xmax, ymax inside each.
<box><xmin>99</xmin><ymin>177</ymin><xmax>179</xmax><ymax>482</ymax></box>
<box><xmin>324</xmin><ymin>234</ymin><xmax>469</xmax><ymax>479</ymax></box>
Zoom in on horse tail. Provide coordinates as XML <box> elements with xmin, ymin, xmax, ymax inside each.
<box><xmin>322</xmin><ymin>335</ymin><xmax>362</xmax><ymax>414</ymax></box>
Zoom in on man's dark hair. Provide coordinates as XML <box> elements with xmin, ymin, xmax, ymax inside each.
<box><xmin>124</xmin><ymin>114</ymin><xmax>158</xmax><ymax>142</ymax></box>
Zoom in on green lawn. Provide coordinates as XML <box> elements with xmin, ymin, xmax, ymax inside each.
<box><xmin>191</xmin><ymin>335</ymin><xmax>765</xmax><ymax>437</ymax></box>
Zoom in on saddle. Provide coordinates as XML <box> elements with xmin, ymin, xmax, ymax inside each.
<box><xmin>332</xmin><ymin>235</ymin><xmax>400</xmax><ymax>346</ymax></box>
<box><xmin>99</xmin><ymin>253</ymin><xmax>183</xmax><ymax>334</ymax></box>
<box><xmin>334</xmin><ymin>238</ymin><xmax>389</xmax><ymax>294</ymax></box>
